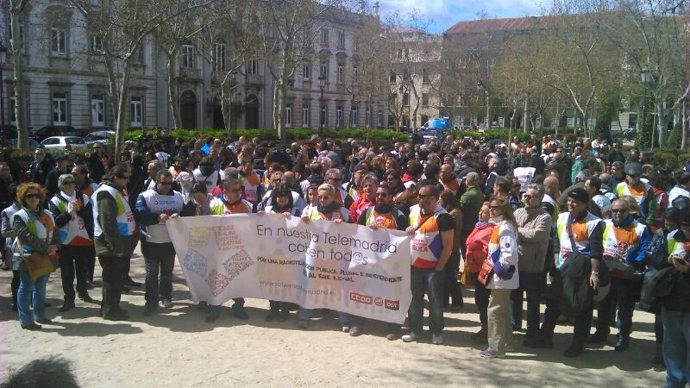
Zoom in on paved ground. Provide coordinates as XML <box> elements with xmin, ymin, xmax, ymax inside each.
<box><xmin>0</xmin><ymin>246</ymin><xmax>668</xmax><ymax>387</ymax></box>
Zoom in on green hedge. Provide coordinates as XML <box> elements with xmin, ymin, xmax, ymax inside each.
<box><xmin>124</xmin><ymin>128</ymin><xmax>410</xmax><ymax>143</ymax></box>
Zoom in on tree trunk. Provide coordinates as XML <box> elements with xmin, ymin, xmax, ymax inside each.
<box><xmin>682</xmin><ymin>98</ymin><xmax>687</xmax><ymax>150</ymax></box>
<box><xmin>166</xmin><ymin>54</ymin><xmax>182</xmax><ymax>129</ymax></box>
<box><xmin>10</xmin><ymin>1</ymin><xmax>29</xmax><ymax>149</ymax></box>
<box><xmin>114</xmin><ymin>60</ymin><xmax>132</xmax><ymax>159</ymax></box>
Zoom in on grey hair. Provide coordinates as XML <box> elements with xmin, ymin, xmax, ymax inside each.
<box><xmin>526</xmin><ymin>183</ymin><xmax>545</xmax><ymax>199</ymax></box>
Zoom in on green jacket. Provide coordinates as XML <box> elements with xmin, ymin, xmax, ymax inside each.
<box><xmin>459</xmin><ymin>185</ymin><xmax>484</xmax><ymax>231</ymax></box>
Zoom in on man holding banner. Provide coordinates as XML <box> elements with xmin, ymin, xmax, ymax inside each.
<box><xmin>205</xmin><ymin>176</ymin><xmax>254</xmax><ymax>323</ymax></box>
<box><xmin>357</xmin><ymin>183</ymin><xmax>409</xmax><ymax>339</ymax></box>
<box><xmin>403</xmin><ymin>181</ymin><xmax>455</xmax><ymax>345</ymax></box>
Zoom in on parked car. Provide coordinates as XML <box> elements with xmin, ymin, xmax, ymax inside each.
<box><xmin>8</xmin><ymin>138</ymin><xmax>44</xmax><ymax>149</ymax></box>
<box><xmin>84</xmin><ymin>130</ymin><xmax>115</xmax><ymax>146</ymax></box>
<box><xmin>32</xmin><ymin>125</ymin><xmax>86</xmax><ymax>141</ymax></box>
<box><xmin>40</xmin><ymin>136</ymin><xmax>87</xmax><ymax>152</ymax></box>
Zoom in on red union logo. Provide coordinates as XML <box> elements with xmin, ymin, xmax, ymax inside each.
<box><xmin>349</xmin><ymin>292</ymin><xmax>372</xmax><ymax>305</ymax></box>
<box><xmin>384</xmin><ymin>299</ymin><xmax>399</xmax><ymax>310</ymax></box>
<box><xmin>374</xmin><ymin>297</ymin><xmax>383</xmax><ymax>306</ymax></box>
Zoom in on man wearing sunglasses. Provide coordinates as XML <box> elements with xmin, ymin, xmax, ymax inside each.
<box><xmin>615</xmin><ymin>162</ymin><xmax>656</xmax><ymax>226</ymax></box>
<box><xmin>134</xmin><ymin>170</ymin><xmax>193</xmax><ymax>316</ymax></box>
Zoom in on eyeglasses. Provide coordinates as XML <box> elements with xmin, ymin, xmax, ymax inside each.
<box><xmin>417</xmin><ymin>193</ymin><xmax>434</xmax><ymax>199</ymax></box>
<box><xmin>318</xmin><ymin>195</ymin><xmax>331</xmax><ymax>200</ymax></box>
<box><xmin>25</xmin><ymin>193</ymin><xmax>40</xmax><ymax>199</ymax></box>
<box><xmin>611</xmin><ymin>208</ymin><xmax>629</xmax><ymax>213</ymax></box>
<box><xmin>158</xmin><ymin>181</ymin><xmax>173</xmax><ymax>186</ymax></box>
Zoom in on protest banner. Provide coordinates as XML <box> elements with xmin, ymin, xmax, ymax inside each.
<box><xmin>166</xmin><ymin>214</ymin><xmax>412</xmax><ymax>324</ymax></box>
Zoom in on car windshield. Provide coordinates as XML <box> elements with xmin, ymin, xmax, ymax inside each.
<box><xmin>66</xmin><ymin>137</ymin><xmax>85</xmax><ymax>144</ymax></box>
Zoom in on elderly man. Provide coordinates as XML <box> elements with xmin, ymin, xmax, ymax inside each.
<box><xmin>512</xmin><ymin>184</ymin><xmax>553</xmax><ymax>346</ymax></box>
<box><xmin>536</xmin><ymin>187</ymin><xmax>604</xmax><ymax>357</ymax></box>
<box><xmin>589</xmin><ymin>199</ymin><xmax>651</xmax><ymax>351</ymax></box>
<box><xmin>402</xmin><ymin>181</ymin><xmax>455</xmax><ymax>345</ymax></box>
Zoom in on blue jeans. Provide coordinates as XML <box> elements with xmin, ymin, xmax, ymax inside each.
<box><xmin>595</xmin><ymin>277</ymin><xmax>638</xmax><ymax>339</ymax></box>
<box><xmin>17</xmin><ymin>269</ymin><xmax>50</xmax><ymax>325</ymax></box>
<box><xmin>408</xmin><ymin>267</ymin><xmax>444</xmax><ymax>335</ymax></box>
<box><xmin>661</xmin><ymin>307</ymin><xmax>690</xmax><ymax>388</ymax></box>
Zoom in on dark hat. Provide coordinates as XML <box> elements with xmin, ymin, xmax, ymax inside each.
<box><xmin>624</xmin><ymin>162</ymin><xmax>642</xmax><ymax>177</ymax></box>
<box><xmin>567</xmin><ymin>187</ymin><xmax>590</xmax><ymax>204</ymax></box>
<box><xmin>353</xmin><ymin>162</ymin><xmax>369</xmax><ymax>172</ymax></box>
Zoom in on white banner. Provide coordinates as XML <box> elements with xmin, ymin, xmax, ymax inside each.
<box><xmin>166</xmin><ymin>214</ymin><xmax>412</xmax><ymax>324</ymax></box>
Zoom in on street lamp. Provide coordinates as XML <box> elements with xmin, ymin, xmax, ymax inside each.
<box><xmin>318</xmin><ymin>74</ymin><xmax>328</xmax><ymax>136</ymax></box>
<box><xmin>0</xmin><ymin>42</ymin><xmax>6</xmax><ymax>146</ymax></box>
<box><xmin>640</xmin><ymin>68</ymin><xmax>652</xmax><ymax>148</ymax></box>
<box><xmin>476</xmin><ymin>80</ymin><xmax>489</xmax><ymax>129</ymax></box>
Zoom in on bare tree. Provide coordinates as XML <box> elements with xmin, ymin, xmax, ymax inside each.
<box><xmin>8</xmin><ymin>0</ymin><xmax>30</xmax><ymax>149</ymax></box>
<box><xmin>69</xmin><ymin>0</ymin><xmax>216</xmax><ymax>157</ymax></box>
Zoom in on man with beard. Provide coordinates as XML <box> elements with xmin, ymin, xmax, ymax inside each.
<box><xmin>615</xmin><ymin>162</ymin><xmax>655</xmax><ymax>226</ymax></box>
<box><xmin>92</xmin><ymin>164</ymin><xmax>140</xmax><ymax>320</ymax></box>
<box><xmin>353</xmin><ymin>183</ymin><xmax>409</xmax><ymax>339</ymax></box>
<box><xmin>440</xmin><ymin>163</ymin><xmax>461</xmax><ymax>198</ymax></box>
<box><xmin>589</xmin><ymin>199</ymin><xmax>650</xmax><ymax>351</ymax></box>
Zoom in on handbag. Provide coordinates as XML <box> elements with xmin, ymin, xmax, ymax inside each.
<box><xmin>459</xmin><ymin>269</ymin><xmax>472</xmax><ymax>287</ymax></box>
<box><xmin>14</xmin><ymin>240</ymin><xmax>57</xmax><ymax>281</ymax></box>
<box><xmin>24</xmin><ymin>253</ymin><xmax>56</xmax><ymax>281</ymax></box>
<box><xmin>477</xmin><ymin>258</ymin><xmax>494</xmax><ymax>286</ymax></box>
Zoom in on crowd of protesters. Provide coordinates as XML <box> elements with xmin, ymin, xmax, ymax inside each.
<box><xmin>1</xmin><ymin>128</ymin><xmax>689</xmax><ymax>387</ymax></box>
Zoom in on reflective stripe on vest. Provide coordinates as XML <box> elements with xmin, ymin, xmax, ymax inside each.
<box><xmin>602</xmin><ymin>219</ymin><xmax>646</xmax><ymax>265</ymax></box>
<box><xmin>409</xmin><ymin>204</ymin><xmax>447</xmax><ymax>268</ymax></box>
<box><xmin>555</xmin><ymin>212</ymin><xmax>601</xmax><ymax>269</ymax></box>
<box><xmin>92</xmin><ymin>185</ymin><xmax>136</xmax><ymax>237</ymax></box>
<box><xmin>13</xmin><ymin>209</ymin><xmax>55</xmax><ymax>255</ymax></box>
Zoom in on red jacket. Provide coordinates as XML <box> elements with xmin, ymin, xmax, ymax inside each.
<box><xmin>464</xmin><ymin>222</ymin><xmax>496</xmax><ymax>273</ymax></box>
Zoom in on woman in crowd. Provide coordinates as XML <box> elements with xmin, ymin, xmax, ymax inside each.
<box><xmin>49</xmin><ymin>174</ymin><xmax>95</xmax><ymax>313</ymax></box>
<box><xmin>439</xmin><ymin>189</ymin><xmax>464</xmax><ymax>311</ymax></box>
<box><xmin>464</xmin><ymin>201</ymin><xmax>494</xmax><ymax>341</ymax></box>
<box><xmin>12</xmin><ymin>182</ymin><xmax>60</xmax><ymax>330</ymax></box>
<box><xmin>261</xmin><ymin>183</ymin><xmax>301</xmax><ymax>322</ymax></box>
<box><xmin>348</xmin><ymin>174</ymin><xmax>378</xmax><ymax>224</ymax></box>
<box><xmin>299</xmin><ymin>183</ymin><xmax>350</xmax><ymax>330</ymax></box>
<box><xmin>480</xmin><ymin>196</ymin><xmax>519</xmax><ymax>359</ymax></box>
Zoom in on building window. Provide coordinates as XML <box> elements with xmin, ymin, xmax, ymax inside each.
<box><xmin>353</xmin><ymin>66</ymin><xmax>358</xmax><ymax>82</ymax></box>
<box><xmin>91</xmin><ymin>95</ymin><xmax>105</xmax><ymax>127</ymax></box>
<box><xmin>285</xmin><ymin>104</ymin><xmax>292</xmax><ymax>128</ymax></box>
<box><xmin>402</xmin><ymin>93</ymin><xmax>409</xmax><ymax>106</ymax></box>
<box><xmin>90</xmin><ymin>35</ymin><xmax>103</xmax><ymax>53</ymax></box>
<box><xmin>182</xmin><ymin>44</ymin><xmax>194</xmax><ymax>68</ymax></box>
<box><xmin>337</xmin><ymin>31</ymin><xmax>345</xmax><ymax>49</ymax></box>
<box><xmin>52</xmin><ymin>92</ymin><xmax>68</xmax><ymax>125</ymax></box>
<box><xmin>336</xmin><ymin>106</ymin><xmax>343</xmax><ymax>128</ymax></box>
<box><xmin>389</xmin><ymin>71</ymin><xmax>396</xmax><ymax>83</ymax></box>
<box><xmin>351</xmin><ymin>106</ymin><xmax>358</xmax><ymax>127</ymax></box>
<box><xmin>302</xmin><ymin>104</ymin><xmax>310</xmax><ymax>128</ymax></box>
<box><xmin>354</xmin><ymin>37</ymin><xmax>359</xmax><ymax>52</ymax></box>
<box><xmin>303</xmin><ymin>62</ymin><xmax>311</xmax><ymax>80</ymax></box>
<box><xmin>422</xmin><ymin>93</ymin><xmax>429</xmax><ymax>107</ymax></box>
<box><xmin>337</xmin><ymin>64</ymin><xmax>344</xmax><ymax>83</ymax></box>
<box><xmin>377</xmin><ymin>110</ymin><xmax>384</xmax><ymax>128</ymax></box>
<box><xmin>130</xmin><ymin>96</ymin><xmax>143</xmax><ymax>127</ymax></box>
<box><xmin>422</xmin><ymin>68</ymin><xmax>430</xmax><ymax>84</ymax></box>
<box><xmin>248</xmin><ymin>59</ymin><xmax>259</xmax><ymax>75</ymax></box>
<box><xmin>319</xmin><ymin>62</ymin><xmax>328</xmax><ymax>79</ymax></box>
<box><xmin>320</xmin><ymin>28</ymin><xmax>329</xmax><ymax>45</ymax></box>
<box><xmin>214</xmin><ymin>43</ymin><xmax>226</xmax><ymax>72</ymax></box>
<box><xmin>51</xmin><ymin>28</ymin><xmax>67</xmax><ymax>56</ymax></box>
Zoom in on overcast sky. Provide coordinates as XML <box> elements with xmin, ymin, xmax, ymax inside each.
<box><xmin>377</xmin><ymin>0</ymin><xmax>552</xmax><ymax>33</ymax></box>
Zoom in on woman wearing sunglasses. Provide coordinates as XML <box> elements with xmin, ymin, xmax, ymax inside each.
<box><xmin>11</xmin><ymin>182</ymin><xmax>60</xmax><ymax>330</ymax></box>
